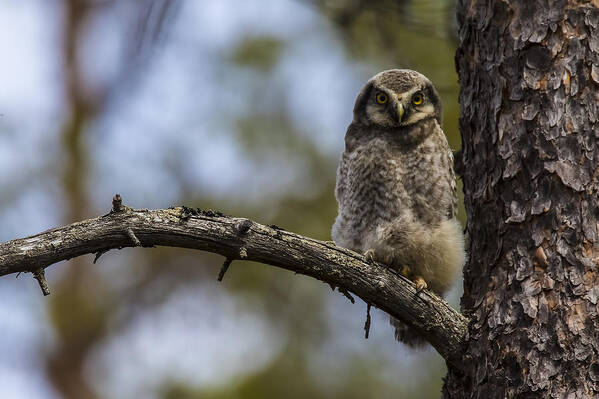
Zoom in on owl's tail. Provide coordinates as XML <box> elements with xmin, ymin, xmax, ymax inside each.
<box><xmin>390</xmin><ymin>317</ymin><xmax>428</xmax><ymax>347</ymax></box>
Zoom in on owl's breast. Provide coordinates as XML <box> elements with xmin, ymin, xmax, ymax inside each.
<box><xmin>336</xmin><ymin>139</ymin><xmax>407</xmax><ymax>231</ymax></box>
<box><xmin>334</xmin><ymin>131</ymin><xmax>455</xmax><ymax>241</ymax></box>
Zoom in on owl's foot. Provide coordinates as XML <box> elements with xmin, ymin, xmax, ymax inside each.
<box><xmin>412</xmin><ymin>276</ymin><xmax>428</xmax><ymax>292</ymax></box>
<box><xmin>399</xmin><ymin>265</ymin><xmax>411</xmax><ymax>278</ymax></box>
<box><xmin>363</xmin><ymin>249</ymin><xmax>376</xmax><ymax>263</ymax></box>
<box><xmin>398</xmin><ymin>266</ymin><xmax>427</xmax><ymax>292</ymax></box>
<box><xmin>364</xmin><ymin>249</ymin><xmax>393</xmax><ymax>265</ymax></box>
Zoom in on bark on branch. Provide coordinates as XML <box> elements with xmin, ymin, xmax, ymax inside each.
<box><xmin>0</xmin><ymin>202</ymin><xmax>468</xmax><ymax>368</ymax></box>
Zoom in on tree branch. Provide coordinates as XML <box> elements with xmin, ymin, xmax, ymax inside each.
<box><xmin>0</xmin><ymin>203</ymin><xmax>468</xmax><ymax>369</ymax></box>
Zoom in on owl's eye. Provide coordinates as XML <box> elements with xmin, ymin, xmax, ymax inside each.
<box><xmin>412</xmin><ymin>93</ymin><xmax>424</xmax><ymax>105</ymax></box>
<box><xmin>376</xmin><ymin>92</ymin><xmax>388</xmax><ymax>104</ymax></box>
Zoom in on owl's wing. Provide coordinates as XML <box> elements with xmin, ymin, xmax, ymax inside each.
<box><xmin>334</xmin><ymin>151</ymin><xmax>350</xmax><ymax>203</ymax></box>
<box><xmin>336</xmin><ymin>123</ymin><xmax>362</xmax><ymax>203</ymax></box>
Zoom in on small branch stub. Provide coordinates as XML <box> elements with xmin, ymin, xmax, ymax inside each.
<box><xmin>127</xmin><ymin>228</ymin><xmax>141</xmax><ymax>247</ymax></box>
<box><xmin>32</xmin><ymin>268</ymin><xmax>50</xmax><ymax>296</ymax></box>
<box><xmin>364</xmin><ymin>303</ymin><xmax>372</xmax><ymax>339</ymax></box>
<box><xmin>236</xmin><ymin>219</ymin><xmax>252</xmax><ymax>235</ymax></box>
<box><xmin>112</xmin><ymin>194</ymin><xmax>123</xmax><ymax>213</ymax></box>
<box><xmin>339</xmin><ymin>287</ymin><xmax>355</xmax><ymax>304</ymax></box>
<box><xmin>93</xmin><ymin>250</ymin><xmax>108</xmax><ymax>264</ymax></box>
<box><xmin>218</xmin><ymin>258</ymin><xmax>233</xmax><ymax>282</ymax></box>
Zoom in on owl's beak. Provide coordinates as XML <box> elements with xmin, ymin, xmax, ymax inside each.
<box><xmin>397</xmin><ymin>102</ymin><xmax>405</xmax><ymax>123</ymax></box>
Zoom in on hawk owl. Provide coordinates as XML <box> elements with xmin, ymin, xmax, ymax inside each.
<box><xmin>331</xmin><ymin>69</ymin><xmax>465</xmax><ymax>345</ymax></box>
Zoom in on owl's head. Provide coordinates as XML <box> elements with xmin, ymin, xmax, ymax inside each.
<box><xmin>352</xmin><ymin>69</ymin><xmax>441</xmax><ymax>128</ymax></box>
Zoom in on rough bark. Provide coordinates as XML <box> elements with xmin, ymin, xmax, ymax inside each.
<box><xmin>0</xmin><ymin>203</ymin><xmax>468</xmax><ymax>369</ymax></box>
<box><xmin>445</xmin><ymin>1</ymin><xmax>599</xmax><ymax>397</ymax></box>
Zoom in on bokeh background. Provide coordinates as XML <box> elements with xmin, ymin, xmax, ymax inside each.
<box><xmin>0</xmin><ymin>1</ymin><xmax>464</xmax><ymax>398</ymax></box>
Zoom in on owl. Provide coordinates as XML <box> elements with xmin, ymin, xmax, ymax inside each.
<box><xmin>331</xmin><ymin>69</ymin><xmax>465</xmax><ymax>345</ymax></box>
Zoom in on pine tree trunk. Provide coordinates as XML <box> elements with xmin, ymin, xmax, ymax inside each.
<box><xmin>444</xmin><ymin>1</ymin><xmax>599</xmax><ymax>397</ymax></box>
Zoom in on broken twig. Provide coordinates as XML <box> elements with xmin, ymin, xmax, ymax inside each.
<box><xmin>32</xmin><ymin>268</ymin><xmax>50</xmax><ymax>296</ymax></box>
<box><xmin>364</xmin><ymin>303</ymin><xmax>372</xmax><ymax>339</ymax></box>
<box><xmin>218</xmin><ymin>258</ymin><xmax>233</xmax><ymax>282</ymax></box>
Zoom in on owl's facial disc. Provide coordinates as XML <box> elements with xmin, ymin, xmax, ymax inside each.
<box><xmin>363</xmin><ymin>85</ymin><xmax>435</xmax><ymax>128</ymax></box>
<box><xmin>352</xmin><ymin>69</ymin><xmax>442</xmax><ymax>127</ymax></box>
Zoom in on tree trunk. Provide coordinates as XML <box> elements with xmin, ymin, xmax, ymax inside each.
<box><xmin>444</xmin><ymin>1</ymin><xmax>599</xmax><ymax>397</ymax></box>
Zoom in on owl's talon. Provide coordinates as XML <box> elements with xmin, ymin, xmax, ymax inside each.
<box><xmin>363</xmin><ymin>249</ymin><xmax>376</xmax><ymax>263</ymax></box>
<box><xmin>399</xmin><ymin>265</ymin><xmax>411</xmax><ymax>278</ymax></box>
<box><xmin>413</xmin><ymin>276</ymin><xmax>427</xmax><ymax>292</ymax></box>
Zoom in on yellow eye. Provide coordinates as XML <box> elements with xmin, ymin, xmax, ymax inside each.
<box><xmin>376</xmin><ymin>92</ymin><xmax>388</xmax><ymax>104</ymax></box>
<box><xmin>412</xmin><ymin>93</ymin><xmax>424</xmax><ymax>105</ymax></box>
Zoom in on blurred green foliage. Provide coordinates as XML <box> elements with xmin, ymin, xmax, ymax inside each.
<box><xmin>231</xmin><ymin>37</ymin><xmax>285</xmax><ymax>72</ymax></box>
<box><xmin>3</xmin><ymin>1</ymin><xmax>463</xmax><ymax>398</ymax></box>
<box><xmin>158</xmin><ymin>1</ymin><xmax>462</xmax><ymax>397</ymax></box>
